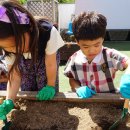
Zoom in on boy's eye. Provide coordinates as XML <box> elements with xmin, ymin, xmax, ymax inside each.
<box><xmin>94</xmin><ymin>45</ymin><xmax>100</xmax><ymax>47</ymax></box>
<box><xmin>83</xmin><ymin>46</ymin><xmax>89</xmax><ymax>48</ymax></box>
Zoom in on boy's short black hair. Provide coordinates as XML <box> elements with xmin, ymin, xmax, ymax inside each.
<box><xmin>72</xmin><ymin>11</ymin><xmax>107</xmax><ymax>41</ymax></box>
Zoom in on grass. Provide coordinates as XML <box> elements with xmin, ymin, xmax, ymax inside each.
<box><xmin>59</xmin><ymin>41</ymin><xmax>130</xmax><ymax>92</ymax></box>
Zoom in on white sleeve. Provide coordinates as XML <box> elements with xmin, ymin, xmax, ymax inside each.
<box><xmin>4</xmin><ymin>53</ymin><xmax>16</xmax><ymax>65</ymax></box>
<box><xmin>45</xmin><ymin>26</ymin><xmax>65</xmax><ymax>55</ymax></box>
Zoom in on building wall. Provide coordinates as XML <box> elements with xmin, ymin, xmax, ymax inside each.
<box><xmin>58</xmin><ymin>4</ymin><xmax>75</xmax><ymax>29</ymax></box>
<box><xmin>75</xmin><ymin>0</ymin><xmax>130</xmax><ymax>29</ymax></box>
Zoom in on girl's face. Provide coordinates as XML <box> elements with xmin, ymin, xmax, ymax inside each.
<box><xmin>0</xmin><ymin>33</ymin><xmax>30</xmax><ymax>53</ymax></box>
<box><xmin>0</xmin><ymin>36</ymin><xmax>16</xmax><ymax>52</ymax></box>
<box><xmin>77</xmin><ymin>37</ymin><xmax>103</xmax><ymax>62</ymax></box>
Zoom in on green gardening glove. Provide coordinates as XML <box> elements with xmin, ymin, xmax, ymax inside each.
<box><xmin>0</xmin><ymin>99</ymin><xmax>14</xmax><ymax>120</ymax></box>
<box><xmin>36</xmin><ymin>85</ymin><xmax>55</xmax><ymax>100</ymax></box>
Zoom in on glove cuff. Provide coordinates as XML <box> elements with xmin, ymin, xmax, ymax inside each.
<box><xmin>46</xmin><ymin>85</ymin><xmax>55</xmax><ymax>89</ymax></box>
<box><xmin>4</xmin><ymin>99</ymin><xmax>14</xmax><ymax>109</ymax></box>
<box><xmin>6</xmin><ymin>99</ymin><xmax>14</xmax><ymax>104</ymax></box>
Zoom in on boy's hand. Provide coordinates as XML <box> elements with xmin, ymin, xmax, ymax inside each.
<box><xmin>76</xmin><ymin>86</ymin><xmax>96</xmax><ymax>99</ymax></box>
<box><xmin>0</xmin><ymin>99</ymin><xmax>14</xmax><ymax>120</ymax></box>
<box><xmin>36</xmin><ymin>85</ymin><xmax>55</xmax><ymax>100</ymax></box>
<box><xmin>120</xmin><ymin>74</ymin><xmax>130</xmax><ymax>98</ymax></box>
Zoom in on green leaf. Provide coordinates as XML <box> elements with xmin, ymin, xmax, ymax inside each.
<box><xmin>19</xmin><ymin>0</ymin><xmax>27</xmax><ymax>5</ymax></box>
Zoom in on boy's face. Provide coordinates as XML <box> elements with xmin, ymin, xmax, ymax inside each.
<box><xmin>77</xmin><ymin>37</ymin><xmax>104</xmax><ymax>62</ymax></box>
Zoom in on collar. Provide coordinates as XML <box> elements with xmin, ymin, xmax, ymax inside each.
<box><xmin>75</xmin><ymin>47</ymin><xmax>103</xmax><ymax>64</ymax></box>
<box><xmin>23</xmin><ymin>52</ymin><xmax>31</xmax><ymax>59</ymax></box>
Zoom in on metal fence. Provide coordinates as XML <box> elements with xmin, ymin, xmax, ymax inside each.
<box><xmin>27</xmin><ymin>0</ymin><xmax>58</xmax><ymax>23</ymax></box>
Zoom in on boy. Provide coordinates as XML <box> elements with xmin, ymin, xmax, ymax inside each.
<box><xmin>64</xmin><ymin>11</ymin><xmax>130</xmax><ymax>98</ymax></box>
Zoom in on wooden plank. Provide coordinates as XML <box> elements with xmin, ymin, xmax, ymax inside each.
<box><xmin>0</xmin><ymin>91</ymin><xmax>124</xmax><ymax>103</ymax></box>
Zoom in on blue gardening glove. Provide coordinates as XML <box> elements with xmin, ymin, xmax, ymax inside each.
<box><xmin>120</xmin><ymin>74</ymin><xmax>130</xmax><ymax>98</ymax></box>
<box><xmin>0</xmin><ymin>99</ymin><xmax>14</xmax><ymax>120</ymax></box>
<box><xmin>76</xmin><ymin>86</ymin><xmax>96</xmax><ymax>99</ymax></box>
<box><xmin>36</xmin><ymin>85</ymin><xmax>55</xmax><ymax>100</ymax></box>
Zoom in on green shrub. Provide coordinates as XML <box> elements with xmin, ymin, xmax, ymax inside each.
<box><xmin>58</xmin><ymin>0</ymin><xmax>75</xmax><ymax>4</ymax></box>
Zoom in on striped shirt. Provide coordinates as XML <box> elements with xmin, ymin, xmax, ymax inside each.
<box><xmin>64</xmin><ymin>47</ymin><xmax>128</xmax><ymax>93</ymax></box>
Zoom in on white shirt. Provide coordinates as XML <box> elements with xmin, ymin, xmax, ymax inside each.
<box><xmin>4</xmin><ymin>26</ymin><xmax>65</xmax><ymax>65</ymax></box>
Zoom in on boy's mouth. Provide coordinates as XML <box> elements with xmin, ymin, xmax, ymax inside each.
<box><xmin>87</xmin><ymin>54</ymin><xmax>96</xmax><ymax>62</ymax></box>
<box><xmin>88</xmin><ymin>54</ymin><xmax>96</xmax><ymax>57</ymax></box>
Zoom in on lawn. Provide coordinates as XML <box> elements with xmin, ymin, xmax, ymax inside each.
<box><xmin>59</xmin><ymin>41</ymin><xmax>130</xmax><ymax>92</ymax></box>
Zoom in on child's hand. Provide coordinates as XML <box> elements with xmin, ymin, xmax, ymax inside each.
<box><xmin>36</xmin><ymin>85</ymin><xmax>55</xmax><ymax>100</ymax></box>
<box><xmin>120</xmin><ymin>74</ymin><xmax>130</xmax><ymax>98</ymax></box>
<box><xmin>76</xmin><ymin>86</ymin><xmax>96</xmax><ymax>99</ymax></box>
<box><xmin>0</xmin><ymin>99</ymin><xmax>14</xmax><ymax>120</ymax></box>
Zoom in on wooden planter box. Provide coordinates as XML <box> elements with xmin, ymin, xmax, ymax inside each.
<box><xmin>59</xmin><ymin>43</ymin><xmax>80</xmax><ymax>62</ymax></box>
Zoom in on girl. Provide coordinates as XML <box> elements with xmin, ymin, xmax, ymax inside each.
<box><xmin>0</xmin><ymin>0</ymin><xmax>65</xmax><ymax>120</ymax></box>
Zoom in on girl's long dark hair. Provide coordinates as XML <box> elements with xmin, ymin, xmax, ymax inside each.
<box><xmin>0</xmin><ymin>1</ymin><xmax>39</xmax><ymax>79</ymax></box>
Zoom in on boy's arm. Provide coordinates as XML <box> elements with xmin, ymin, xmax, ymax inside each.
<box><xmin>124</xmin><ymin>59</ymin><xmax>130</xmax><ymax>74</ymax></box>
<box><xmin>69</xmin><ymin>78</ymin><xmax>96</xmax><ymax>99</ymax></box>
<box><xmin>69</xmin><ymin>78</ymin><xmax>81</xmax><ymax>92</ymax></box>
<box><xmin>120</xmin><ymin>59</ymin><xmax>130</xmax><ymax>98</ymax></box>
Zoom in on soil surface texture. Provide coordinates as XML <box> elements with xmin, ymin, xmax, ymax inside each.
<box><xmin>0</xmin><ymin>99</ymin><xmax>130</xmax><ymax>130</ymax></box>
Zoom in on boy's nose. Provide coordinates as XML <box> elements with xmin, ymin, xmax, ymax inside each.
<box><xmin>88</xmin><ymin>47</ymin><xmax>95</xmax><ymax>53</ymax></box>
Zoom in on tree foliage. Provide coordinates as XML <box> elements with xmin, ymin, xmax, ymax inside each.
<box><xmin>58</xmin><ymin>0</ymin><xmax>75</xmax><ymax>3</ymax></box>
<box><xmin>18</xmin><ymin>0</ymin><xmax>74</xmax><ymax>4</ymax></box>
<box><xmin>19</xmin><ymin>0</ymin><xmax>27</xmax><ymax>4</ymax></box>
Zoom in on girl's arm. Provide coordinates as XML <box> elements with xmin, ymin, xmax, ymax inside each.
<box><xmin>45</xmin><ymin>53</ymin><xmax>57</xmax><ymax>87</ymax></box>
<box><xmin>6</xmin><ymin>65</ymin><xmax>21</xmax><ymax>101</ymax></box>
<box><xmin>69</xmin><ymin>78</ymin><xmax>81</xmax><ymax>92</ymax></box>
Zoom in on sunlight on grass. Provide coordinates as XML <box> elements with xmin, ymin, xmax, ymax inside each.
<box><xmin>59</xmin><ymin>66</ymin><xmax>71</xmax><ymax>92</ymax></box>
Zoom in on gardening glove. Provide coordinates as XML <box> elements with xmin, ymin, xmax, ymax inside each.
<box><xmin>76</xmin><ymin>86</ymin><xmax>96</xmax><ymax>99</ymax></box>
<box><xmin>0</xmin><ymin>99</ymin><xmax>14</xmax><ymax>120</ymax></box>
<box><xmin>36</xmin><ymin>85</ymin><xmax>55</xmax><ymax>100</ymax></box>
<box><xmin>120</xmin><ymin>74</ymin><xmax>130</xmax><ymax>98</ymax></box>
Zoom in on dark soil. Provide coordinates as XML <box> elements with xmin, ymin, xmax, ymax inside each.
<box><xmin>0</xmin><ymin>100</ymin><xmax>130</xmax><ymax>130</ymax></box>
